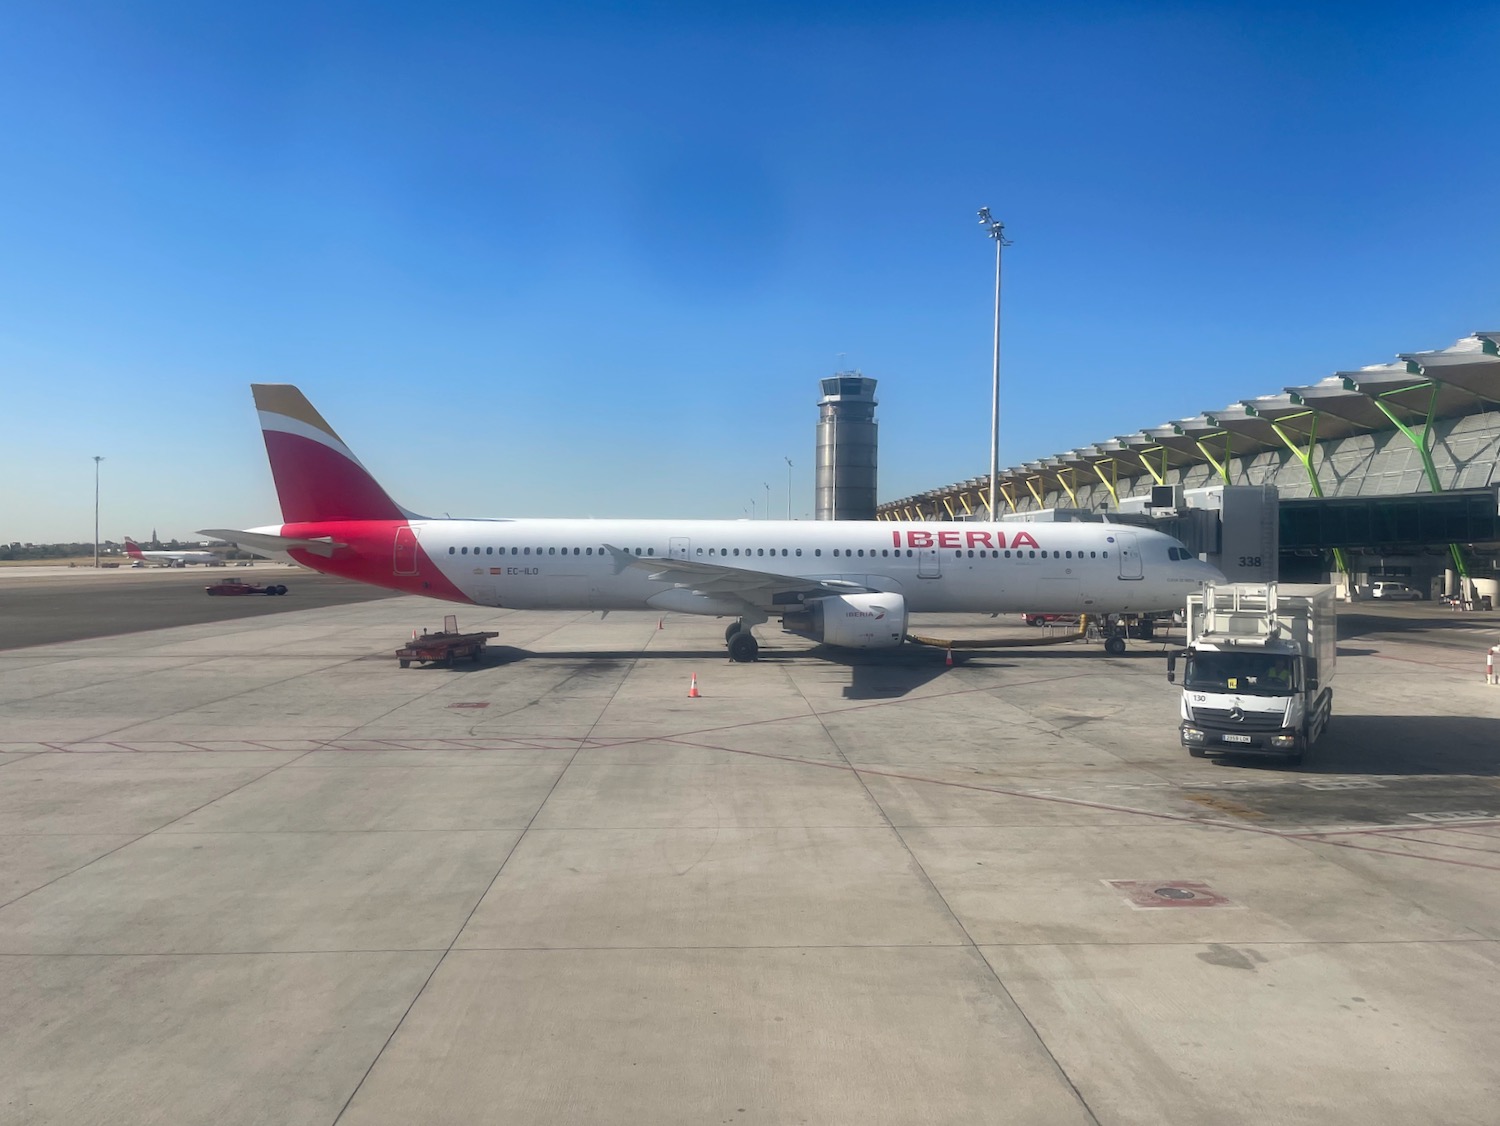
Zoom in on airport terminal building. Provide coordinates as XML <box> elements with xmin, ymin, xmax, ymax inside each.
<box><xmin>876</xmin><ymin>333</ymin><xmax>1500</xmax><ymax>600</ymax></box>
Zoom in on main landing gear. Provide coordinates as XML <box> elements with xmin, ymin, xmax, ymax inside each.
<box><xmin>724</xmin><ymin>616</ymin><xmax>765</xmax><ymax>663</ymax></box>
<box><xmin>1091</xmin><ymin>614</ymin><xmax>1156</xmax><ymax>656</ymax></box>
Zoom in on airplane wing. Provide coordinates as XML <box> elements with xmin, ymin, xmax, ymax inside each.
<box><xmin>197</xmin><ymin>529</ymin><xmax>348</xmax><ymax>558</ymax></box>
<box><xmin>601</xmin><ymin>544</ymin><xmax>875</xmax><ymax>601</ymax></box>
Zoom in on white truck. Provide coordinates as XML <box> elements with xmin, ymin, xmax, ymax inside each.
<box><xmin>1167</xmin><ymin>583</ymin><xmax>1336</xmax><ymax>766</ymax></box>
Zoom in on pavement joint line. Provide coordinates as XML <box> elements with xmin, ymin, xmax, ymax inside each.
<box><xmin>58</xmin><ymin>650</ymin><xmax>426</xmax><ymax>743</ymax></box>
<box><xmin>0</xmin><ymin>949</ymin><xmax>450</xmax><ymax>958</ymax></box>
<box><xmin>555</xmin><ymin>666</ymin><xmax>1110</xmax><ymax>751</ymax></box>
<box><xmin>5</xmin><ymin>937</ymin><xmax>1498</xmax><ymax>957</ymax></box>
<box><xmin>652</xmin><ymin>734</ymin><xmax>1500</xmax><ymax>869</ymax></box>
<box><xmin>0</xmin><ymin>752</ymin><xmax>45</xmax><ymax>769</ymax></box>
<box><xmin>662</xmin><ymin>736</ymin><xmax>1293</xmax><ymax>837</ymax></box>
<box><xmin>781</xmin><ymin>664</ymin><xmax>1107</xmax><ymax>1126</ymax></box>
<box><xmin>1371</xmin><ymin>651</ymin><xmax>1479</xmax><ymax>670</ymax></box>
<box><xmin>0</xmin><ymin>749</ymin><xmax>320</xmax><ymax>913</ymax></box>
<box><xmin>8</xmin><ymin>737</ymin><xmax>1492</xmax><ymax>845</ymax></box>
<box><xmin>328</xmin><ymin>624</ymin><xmax>645</xmax><ymax>1126</ymax></box>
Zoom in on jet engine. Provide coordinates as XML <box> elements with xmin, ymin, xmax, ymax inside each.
<box><xmin>782</xmin><ymin>593</ymin><xmax>908</xmax><ymax>649</ymax></box>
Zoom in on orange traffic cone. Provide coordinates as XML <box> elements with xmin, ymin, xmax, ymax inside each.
<box><xmin>945</xmin><ymin>648</ymin><xmax>954</xmax><ymax>667</ymax></box>
<box><xmin>657</xmin><ymin>617</ymin><xmax>664</xmax><ymax>630</ymax></box>
<box><xmin>688</xmin><ymin>673</ymin><xmax>700</xmax><ymax>698</ymax></box>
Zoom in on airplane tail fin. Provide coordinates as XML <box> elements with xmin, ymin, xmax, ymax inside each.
<box><xmin>123</xmin><ymin>539</ymin><xmax>144</xmax><ymax>559</ymax></box>
<box><xmin>251</xmin><ymin>385</ymin><xmax>414</xmax><ymax>524</ymax></box>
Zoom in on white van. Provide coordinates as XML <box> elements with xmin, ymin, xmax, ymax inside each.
<box><xmin>1370</xmin><ymin>581</ymin><xmax>1423</xmax><ymax>601</ymax></box>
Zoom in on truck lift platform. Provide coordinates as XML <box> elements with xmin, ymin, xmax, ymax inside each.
<box><xmin>396</xmin><ymin>615</ymin><xmax>499</xmax><ymax>668</ymax></box>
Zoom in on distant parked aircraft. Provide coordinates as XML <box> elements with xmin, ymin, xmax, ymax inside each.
<box><xmin>203</xmin><ymin>384</ymin><xmax>1224</xmax><ymax>660</ymax></box>
<box><xmin>124</xmin><ymin>538</ymin><xmax>226</xmax><ymax>567</ymax></box>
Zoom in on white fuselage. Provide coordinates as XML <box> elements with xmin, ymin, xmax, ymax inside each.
<box><xmin>132</xmin><ymin>549</ymin><xmax>223</xmax><ymax>566</ymax></box>
<box><xmin>388</xmin><ymin>517</ymin><xmax>1220</xmax><ymax>615</ymax></box>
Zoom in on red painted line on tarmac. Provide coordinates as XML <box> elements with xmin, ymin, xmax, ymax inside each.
<box><xmin>1359</xmin><ymin>833</ymin><xmax>1500</xmax><ymax>856</ymax></box>
<box><xmin>659</xmin><ymin>735</ymin><xmax>1285</xmax><ymax>837</ymax></box>
<box><xmin>40</xmin><ymin>741</ymin><xmax>142</xmax><ymax>753</ymax></box>
<box><xmin>1299</xmin><ymin>836</ymin><xmax>1500</xmax><ymax>872</ymax></box>
<box><xmin>307</xmin><ymin>736</ymin><xmax>585</xmax><ymax>754</ymax></box>
<box><xmin>649</xmin><ymin>734</ymin><xmax>1500</xmax><ymax>875</ymax></box>
<box><xmin>1284</xmin><ymin>820</ymin><xmax>1500</xmax><ymax>840</ymax></box>
<box><xmin>1434</xmin><ymin>826</ymin><xmax>1500</xmax><ymax>841</ymax></box>
<box><xmin>580</xmin><ymin>669</ymin><xmax>1105</xmax><ymax>753</ymax></box>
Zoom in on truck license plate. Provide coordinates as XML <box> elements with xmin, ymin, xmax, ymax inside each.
<box><xmin>1222</xmin><ymin>734</ymin><xmax>1252</xmax><ymax>744</ymax></box>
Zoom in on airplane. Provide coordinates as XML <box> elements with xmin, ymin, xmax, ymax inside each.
<box><xmin>124</xmin><ymin>537</ymin><xmax>227</xmax><ymax>567</ymax></box>
<box><xmin>203</xmin><ymin>384</ymin><xmax>1225</xmax><ymax>661</ymax></box>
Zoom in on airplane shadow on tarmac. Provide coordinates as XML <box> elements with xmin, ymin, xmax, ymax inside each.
<box><xmin>470</xmin><ymin>645</ymin><xmax>958</xmax><ymax>699</ymax></box>
<box><xmin>1215</xmin><ymin>715</ymin><xmax>1500</xmax><ymax>777</ymax></box>
<box><xmin>467</xmin><ymin>640</ymin><xmax>1181</xmax><ymax>701</ymax></box>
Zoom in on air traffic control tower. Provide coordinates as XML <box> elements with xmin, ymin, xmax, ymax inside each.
<box><xmin>816</xmin><ymin>372</ymin><xmax>878</xmax><ymax>521</ymax></box>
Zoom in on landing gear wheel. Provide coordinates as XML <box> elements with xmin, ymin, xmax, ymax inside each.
<box><xmin>725</xmin><ymin>620</ymin><xmax>744</xmax><ymax>643</ymax></box>
<box><xmin>727</xmin><ymin>631</ymin><xmax>759</xmax><ymax>663</ymax></box>
<box><xmin>1104</xmin><ymin>634</ymin><xmax>1127</xmax><ymax>656</ymax></box>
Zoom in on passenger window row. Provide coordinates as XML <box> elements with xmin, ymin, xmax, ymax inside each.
<box><xmin>447</xmin><ymin>545</ymin><xmax>1110</xmax><ymax>560</ymax></box>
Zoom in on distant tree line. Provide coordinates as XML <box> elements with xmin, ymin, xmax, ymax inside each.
<box><xmin>1</xmin><ymin>540</ymin><xmax>255</xmax><ymax>561</ymax></box>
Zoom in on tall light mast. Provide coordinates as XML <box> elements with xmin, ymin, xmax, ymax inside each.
<box><xmin>978</xmin><ymin>208</ymin><xmax>1011</xmax><ymax>521</ymax></box>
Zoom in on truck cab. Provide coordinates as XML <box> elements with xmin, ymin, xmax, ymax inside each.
<box><xmin>1168</xmin><ymin>583</ymin><xmax>1335</xmax><ymax>766</ymax></box>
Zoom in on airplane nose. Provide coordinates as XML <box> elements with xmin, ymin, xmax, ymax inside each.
<box><xmin>1201</xmin><ymin>561</ymin><xmax>1227</xmax><ymax>585</ymax></box>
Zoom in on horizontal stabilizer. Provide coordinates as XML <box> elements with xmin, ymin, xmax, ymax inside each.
<box><xmin>196</xmin><ymin>529</ymin><xmax>348</xmax><ymax>558</ymax></box>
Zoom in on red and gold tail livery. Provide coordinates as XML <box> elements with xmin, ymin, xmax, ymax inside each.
<box><xmin>251</xmin><ymin>384</ymin><xmax>414</xmax><ymax>524</ymax></box>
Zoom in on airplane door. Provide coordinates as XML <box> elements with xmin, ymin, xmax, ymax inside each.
<box><xmin>917</xmin><ymin>547</ymin><xmax>941</xmax><ymax>578</ymax></box>
<box><xmin>1116</xmin><ymin>533</ymin><xmax>1143</xmax><ymax>580</ymax></box>
<box><xmin>669</xmin><ymin>537</ymin><xmax>690</xmax><ymax>561</ymax></box>
<box><xmin>394</xmin><ymin>526</ymin><xmax>418</xmax><ymax>576</ymax></box>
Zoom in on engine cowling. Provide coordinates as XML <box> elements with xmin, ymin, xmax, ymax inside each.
<box><xmin>786</xmin><ymin>593</ymin><xmax>908</xmax><ymax>649</ymax></box>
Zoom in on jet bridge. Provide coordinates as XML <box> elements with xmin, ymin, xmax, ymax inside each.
<box><xmin>1003</xmin><ymin>485</ymin><xmax>1279</xmax><ymax>584</ymax></box>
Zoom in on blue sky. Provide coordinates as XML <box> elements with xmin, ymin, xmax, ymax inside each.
<box><xmin>3</xmin><ymin>2</ymin><xmax>1498</xmax><ymax>542</ymax></box>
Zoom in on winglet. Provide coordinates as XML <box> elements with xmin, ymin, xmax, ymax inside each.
<box><xmin>600</xmin><ymin>543</ymin><xmax>638</xmax><ymax>575</ymax></box>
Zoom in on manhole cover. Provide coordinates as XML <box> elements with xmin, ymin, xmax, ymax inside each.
<box><xmin>1106</xmin><ymin>880</ymin><xmax>1236</xmax><ymax>909</ymax></box>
